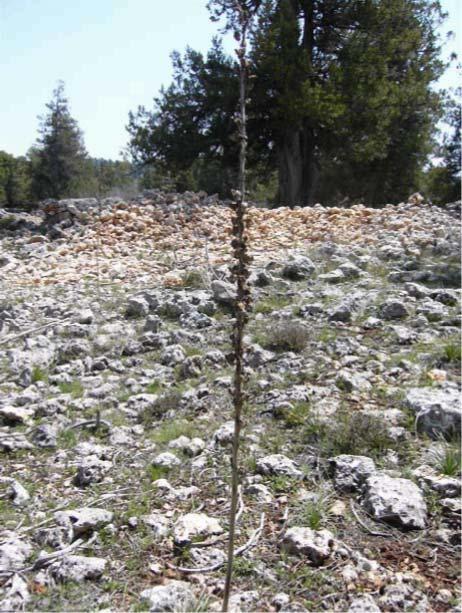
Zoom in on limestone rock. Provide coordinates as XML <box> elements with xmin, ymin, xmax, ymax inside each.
<box><xmin>126</xmin><ymin>296</ymin><xmax>149</xmax><ymax>318</ymax></box>
<box><xmin>74</xmin><ymin>455</ymin><xmax>112</xmax><ymax>487</ymax></box>
<box><xmin>363</xmin><ymin>473</ymin><xmax>427</xmax><ymax>529</ymax></box>
<box><xmin>55</xmin><ymin>507</ymin><xmax>114</xmax><ymax>535</ymax></box>
<box><xmin>256</xmin><ymin>454</ymin><xmax>303</xmax><ymax>479</ymax></box>
<box><xmin>282</xmin><ymin>256</ymin><xmax>316</xmax><ymax>280</ymax></box>
<box><xmin>0</xmin><ymin>574</ymin><xmax>30</xmax><ymax>611</ymax></box>
<box><xmin>140</xmin><ymin>513</ymin><xmax>170</xmax><ymax>538</ymax></box>
<box><xmin>213</xmin><ymin>421</ymin><xmax>235</xmax><ymax>445</ymax></box>
<box><xmin>405</xmin><ymin>387</ymin><xmax>461</xmax><ymax>439</ymax></box>
<box><xmin>335</xmin><ymin>370</ymin><xmax>372</xmax><ymax>393</ymax></box>
<box><xmin>329</xmin><ymin>455</ymin><xmax>376</xmax><ymax>492</ymax></box>
<box><xmin>281</xmin><ymin>527</ymin><xmax>335</xmax><ymax>565</ymax></box>
<box><xmin>140</xmin><ymin>580</ymin><xmax>195</xmax><ymax>612</ymax></box>
<box><xmin>0</xmin><ymin>406</ymin><xmax>34</xmax><ymax>425</ymax></box>
<box><xmin>152</xmin><ymin>452</ymin><xmax>181</xmax><ymax>469</ymax></box>
<box><xmin>0</xmin><ymin>533</ymin><xmax>32</xmax><ymax>572</ymax></box>
<box><xmin>348</xmin><ymin>595</ymin><xmax>381</xmax><ymax>612</ymax></box>
<box><xmin>211</xmin><ymin>280</ymin><xmax>235</xmax><ymax>305</ymax></box>
<box><xmin>51</xmin><ymin>555</ymin><xmax>106</xmax><ymax>582</ymax></box>
<box><xmin>173</xmin><ymin>513</ymin><xmax>223</xmax><ymax>546</ymax></box>
<box><xmin>379</xmin><ymin>300</ymin><xmax>409</xmax><ymax>320</ymax></box>
<box><xmin>412</xmin><ymin>465</ymin><xmax>461</xmax><ymax>498</ymax></box>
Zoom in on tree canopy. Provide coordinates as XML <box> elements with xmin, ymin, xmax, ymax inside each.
<box><xmin>30</xmin><ymin>81</ymin><xmax>88</xmax><ymax>200</ymax></box>
<box><xmin>127</xmin><ymin>0</ymin><xmax>448</xmax><ymax>206</ymax></box>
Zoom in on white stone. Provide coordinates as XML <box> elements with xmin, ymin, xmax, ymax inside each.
<box><xmin>412</xmin><ymin>465</ymin><xmax>460</xmax><ymax>498</ymax></box>
<box><xmin>55</xmin><ymin>507</ymin><xmax>113</xmax><ymax>535</ymax></box>
<box><xmin>213</xmin><ymin>421</ymin><xmax>235</xmax><ymax>445</ymax></box>
<box><xmin>363</xmin><ymin>473</ymin><xmax>427</xmax><ymax>529</ymax></box>
<box><xmin>405</xmin><ymin>387</ymin><xmax>461</xmax><ymax>439</ymax></box>
<box><xmin>152</xmin><ymin>452</ymin><xmax>181</xmax><ymax>468</ymax></box>
<box><xmin>256</xmin><ymin>454</ymin><xmax>303</xmax><ymax>479</ymax></box>
<box><xmin>0</xmin><ymin>574</ymin><xmax>30</xmax><ymax>611</ymax></box>
<box><xmin>245</xmin><ymin>483</ymin><xmax>273</xmax><ymax>503</ymax></box>
<box><xmin>173</xmin><ymin>513</ymin><xmax>223</xmax><ymax>546</ymax></box>
<box><xmin>51</xmin><ymin>555</ymin><xmax>106</xmax><ymax>581</ymax></box>
<box><xmin>140</xmin><ymin>513</ymin><xmax>170</xmax><ymax>538</ymax></box>
<box><xmin>348</xmin><ymin>594</ymin><xmax>381</xmax><ymax>612</ymax></box>
<box><xmin>329</xmin><ymin>455</ymin><xmax>376</xmax><ymax>492</ymax></box>
<box><xmin>140</xmin><ymin>580</ymin><xmax>195</xmax><ymax>611</ymax></box>
<box><xmin>0</xmin><ymin>405</ymin><xmax>34</xmax><ymax>425</ymax></box>
<box><xmin>282</xmin><ymin>527</ymin><xmax>334</xmax><ymax>565</ymax></box>
<box><xmin>0</xmin><ymin>533</ymin><xmax>32</xmax><ymax>571</ymax></box>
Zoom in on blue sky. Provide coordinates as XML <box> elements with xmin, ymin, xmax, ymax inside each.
<box><xmin>0</xmin><ymin>0</ymin><xmax>460</xmax><ymax>160</ymax></box>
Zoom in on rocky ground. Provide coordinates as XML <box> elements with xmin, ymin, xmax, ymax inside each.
<box><xmin>0</xmin><ymin>193</ymin><xmax>460</xmax><ymax>612</ymax></box>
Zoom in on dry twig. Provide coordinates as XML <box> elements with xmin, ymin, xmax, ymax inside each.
<box><xmin>167</xmin><ymin>512</ymin><xmax>265</xmax><ymax>575</ymax></box>
<box><xmin>349</xmin><ymin>499</ymin><xmax>389</xmax><ymax>538</ymax></box>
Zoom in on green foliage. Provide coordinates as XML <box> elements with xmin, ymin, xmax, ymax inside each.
<box><xmin>268</xmin><ymin>474</ymin><xmax>300</xmax><ymax>494</ymax></box>
<box><xmin>127</xmin><ymin>39</ymin><xmax>239</xmax><ymax>197</ymax></box>
<box><xmin>422</xmin><ymin>88</ymin><xmax>461</xmax><ymax>204</ymax></box>
<box><xmin>150</xmin><ymin>419</ymin><xmax>198</xmax><ymax>444</ymax></box>
<box><xmin>232</xmin><ymin>557</ymin><xmax>255</xmax><ymax>577</ymax></box>
<box><xmin>0</xmin><ymin>214</ymin><xmax>17</xmax><ymax>229</ymax></box>
<box><xmin>0</xmin><ymin>151</ymin><xmax>31</xmax><ymax>207</ymax></box>
<box><xmin>146</xmin><ymin>465</ymin><xmax>171</xmax><ymax>481</ymax></box>
<box><xmin>303</xmin><ymin>408</ymin><xmax>399</xmax><ymax>460</ymax></box>
<box><xmin>145</xmin><ymin>380</ymin><xmax>162</xmax><ymax>394</ymax></box>
<box><xmin>58</xmin><ymin>379</ymin><xmax>84</xmax><ymax>398</ymax></box>
<box><xmin>254</xmin><ymin>295</ymin><xmax>291</xmax><ymax>314</ymax></box>
<box><xmin>442</xmin><ymin>341</ymin><xmax>461</xmax><ymax>363</ymax></box>
<box><xmin>263</xmin><ymin>320</ymin><xmax>310</xmax><ymax>352</ymax></box>
<box><xmin>181</xmin><ymin>269</ymin><xmax>208</xmax><ymax>288</ymax></box>
<box><xmin>141</xmin><ymin>389</ymin><xmax>183</xmax><ymax>424</ymax></box>
<box><xmin>30</xmin><ymin>81</ymin><xmax>88</xmax><ymax>200</ymax></box>
<box><xmin>292</xmin><ymin>495</ymin><xmax>332</xmax><ymax>530</ymax></box>
<box><xmin>128</xmin><ymin>1</ymin><xmax>446</xmax><ymax>205</ymax></box>
<box><xmin>81</xmin><ymin>158</ymin><xmax>137</xmax><ymax>198</ymax></box>
<box><xmin>436</xmin><ymin>444</ymin><xmax>461</xmax><ymax>476</ymax></box>
<box><xmin>274</xmin><ymin>401</ymin><xmax>311</xmax><ymax>428</ymax></box>
<box><xmin>31</xmin><ymin>366</ymin><xmax>48</xmax><ymax>383</ymax></box>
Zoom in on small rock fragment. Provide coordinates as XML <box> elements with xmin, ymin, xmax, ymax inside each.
<box><xmin>281</xmin><ymin>527</ymin><xmax>335</xmax><ymax>565</ymax></box>
<box><xmin>256</xmin><ymin>454</ymin><xmax>303</xmax><ymax>479</ymax></box>
<box><xmin>51</xmin><ymin>555</ymin><xmax>106</xmax><ymax>582</ymax></box>
<box><xmin>140</xmin><ymin>580</ymin><xmax>195</xmax><ymax>612</ymax></box>
<box><xmin>173</xmin><ymin>513</ymin><xmax>223</xmax><ymax>546</ymax></box>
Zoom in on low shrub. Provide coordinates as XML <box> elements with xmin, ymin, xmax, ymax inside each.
<box><xmin>264</xmin><ymin>321</ymin><xmax>310</xmax><ymax>352</ymax></box>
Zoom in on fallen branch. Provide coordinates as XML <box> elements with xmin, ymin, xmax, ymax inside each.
<box><xmin>0</xmin><ymin>534</ymin><xmax>97</xmax><ymax>577</ymax></box>
<box><xmin>235</xmin><ymin>485</ymin><xmax>245</xmax><ymax>524</ymax></box>
<box><xmin>167</xmin><ymin>512</ymin><xmax>265</xmax><ymax>575</ymax></box>
<box><xmin>349</xmin><ymin>499</ymin><xmax>389</xmax><ymax>538</ymax></box>
<box><xmin>0</xmin><ymin>318</ymin><xmax>72</xmax><ymax>347</ymax></box>
<box><xmin>66</xmin><ymin>418</ymin><xmax>112</xmax><ymax>432</ymax></box>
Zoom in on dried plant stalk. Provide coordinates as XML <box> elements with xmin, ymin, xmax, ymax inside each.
<box><xmin>222</xmin><ymin>2</ymin><xmax>253</xmax><ymax>611</ymax></box>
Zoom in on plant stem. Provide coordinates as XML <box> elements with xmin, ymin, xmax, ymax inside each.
<box><xmin>223</xmin><ymin>7</ymin><xmax>250</xmax><ymax>611</ymax></box>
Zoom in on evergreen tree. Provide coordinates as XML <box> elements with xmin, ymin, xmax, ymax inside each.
<box><xmin>0</xmin><ymin>151</ymin><xmax>31</xmax><ymax>208</ymax></box>
<box><xmin>127</xmin><ymin>39</ymin><xmax>240</xmax><ymax>196</ymax></box>
<box><xmin>127</xmin><ymin>0</ymin><xmax>447</xmax><ymax>206</ymax></box>
<box><xmin>424</xmin><ymin>87</ymin><xmax>461</xmax><ymax>204</ymax></box>
<box><xmin>31</xmin><ymin>81</ymin><xmax>88</xmax><ymax>200</ymax></box>
<box><xmin>250</xmin><ymin>0</ymin><xmax>445</xmax><ymax>205</ymax></box>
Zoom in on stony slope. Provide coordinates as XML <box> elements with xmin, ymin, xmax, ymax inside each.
<box><xmin>0</xmin><ymin>194</ymin><xmax>460</xmax><ymax>612</ymax></box>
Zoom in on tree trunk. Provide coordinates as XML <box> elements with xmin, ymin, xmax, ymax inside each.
<box><xmin>275</xmin><ymin>0</ymin><xmax>318</xmax><ymax>207</ymax></box>
<box><xmin>277</xmin><ymin>124</ymin><xmax>318</xmax><ymax>206</ymax></box>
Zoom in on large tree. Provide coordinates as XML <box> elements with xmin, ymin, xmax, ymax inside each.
<box><xmin>250</xmin><ymin>0</ymin><xmax>445</xmax><ymax>205</ymax></box>
<box><xmin>127</xmin><ymin>39</ymin><xmax>239</xmax><ymax>196</ymax></box>
<box><xmin>127</xmin><ymin>0</ymin><xmax>446</xmax><ymax>206</ymax></box>
<box><xmin>31</xmin><ymin>81</ymin><xmax>88</xmax><ymax>200</ymax></box>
